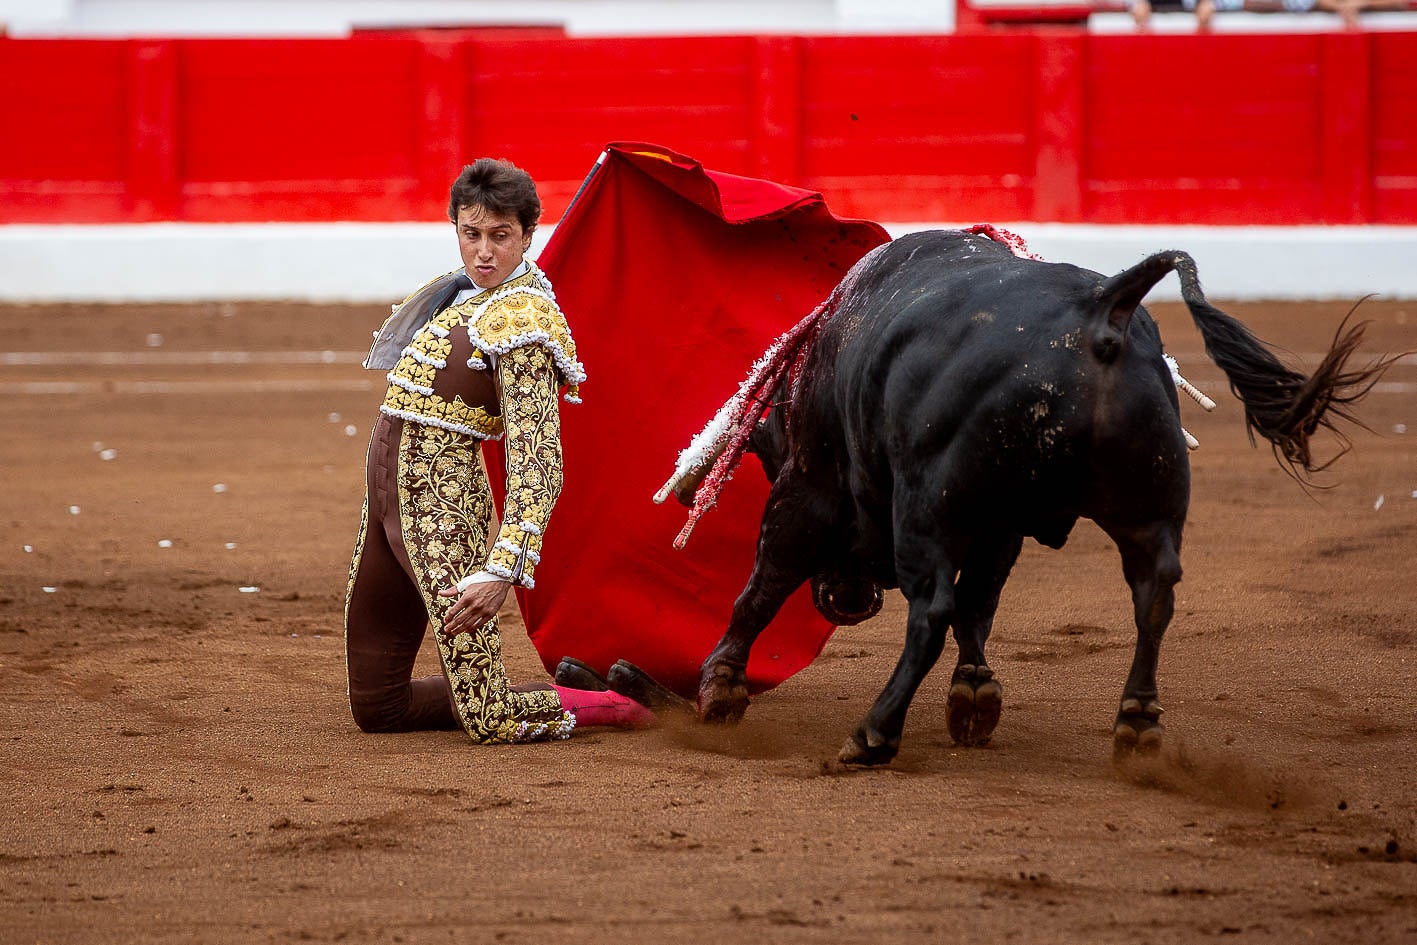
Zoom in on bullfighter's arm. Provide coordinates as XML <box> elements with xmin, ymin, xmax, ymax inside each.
<box><xmin>483</xmin><ymin>343</ymin><xmax>564</xmax><ymax>589</ymax></box>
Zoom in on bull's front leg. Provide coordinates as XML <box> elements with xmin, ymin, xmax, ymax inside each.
<box><xmin>699</xmin><ymin>479</ymin><xmax>833</xmax><ymax>724</ymax></box>
<box><xmin>699</xmin><ymin>555</ymin><xmax>806</xmax><ymax>723</ymax></box>
<box><xmin>1105</xmin><ymin>521</ymin><xmax>1183</xmax><ymax>759</ymax></box>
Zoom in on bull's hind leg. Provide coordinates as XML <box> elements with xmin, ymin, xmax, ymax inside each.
<box><xmin>946</xmin><ymin>533</ymin><xmax>1024</xmax><ymax>747</ymax></box>
<box><xmin>840</xmin><ymin>573</ymin><xmax>953</xmax><ymax>766</ymax></box>
<box><xmin>1103</xmin><ymin>520</ymin><xmax>1183</xmax><ymax>758</ymax></box>
<box><xmin>699</xmin><ymin>476</ymin><xmax>835</xmax><ymax>724</ymax></box>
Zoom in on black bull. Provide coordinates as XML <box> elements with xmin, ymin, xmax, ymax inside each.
<box><xmin>687</xmin><ymin>229</ymin><xmax>1393</xmax><ymax>767</ymax></box>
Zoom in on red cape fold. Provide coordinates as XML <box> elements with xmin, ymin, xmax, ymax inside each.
<box><xmin>490</xmin><ymin>142</ymin><xmax>890</xmax><ymax>697</ymax></box>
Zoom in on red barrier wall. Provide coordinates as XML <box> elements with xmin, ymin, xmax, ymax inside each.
<box><xmin>2</xmin><ymin>30</ymin><xmax>1415</xmax><ymax>225</ymax></box>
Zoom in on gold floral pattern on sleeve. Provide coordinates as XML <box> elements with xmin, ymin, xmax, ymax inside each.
<box><xmin>485</xmin><ymin>344</ymin><xmax>564</xmax><ymax>588</ymax></box>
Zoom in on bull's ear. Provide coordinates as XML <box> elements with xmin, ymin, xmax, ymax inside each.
<box><xmin>1095</xmin><ymin>251</ymin><xmax>1179</xmax><ymax>334</ymax></box>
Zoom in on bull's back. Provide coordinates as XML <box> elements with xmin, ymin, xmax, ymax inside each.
<box><xmin>804</xmin><ymin>230</ymin><xmax>1187</xmax><ymax>538</ymax></box>
<box><xmin>826</xmin><ymin>232</ymin><xmax>1086</xmax><ymax>462</ymax></box>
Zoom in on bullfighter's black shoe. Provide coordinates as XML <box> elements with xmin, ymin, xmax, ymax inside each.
<box><xmin>607</xmin><ymin>660</ymin><xmax>695</xmax><ymax>716</ymax></box>
<box><xmin>554</xmin><ymin>656</ymin><xmax>609</xmax><ymax>691</ymax></box>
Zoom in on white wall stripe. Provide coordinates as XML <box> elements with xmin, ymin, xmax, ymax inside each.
<box><xmin>4</xmin><ymin>223</ymin><xmax>1417</xmax><ymax>302</ymax></box>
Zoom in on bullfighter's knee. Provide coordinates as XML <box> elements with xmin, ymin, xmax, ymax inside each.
<box><xmin>349</xmin><ymin>689</ymin><xmax>410</xmax><ymax>734</ymax></box>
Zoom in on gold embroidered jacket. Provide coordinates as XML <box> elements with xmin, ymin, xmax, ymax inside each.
<box><xmin>375</xmin><ymin>264</ymin><xmax>585</xmax><ymax>588</ymax></box>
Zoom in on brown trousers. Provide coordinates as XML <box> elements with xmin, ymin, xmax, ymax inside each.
<box><xmin>343</xmin><ymin>413</ymin><xmax>570</xmax><ymax>742</ymax></box>
<box><xmin>344</xmin><ymin>413</ymin><xmax>461</xmax><ymax>731</ymax></box>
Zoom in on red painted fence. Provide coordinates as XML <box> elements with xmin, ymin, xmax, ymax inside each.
<box><xmin>2</xmin><ymin>29</ymin><xmax>1415</xmax><ymax>225</ymax></box>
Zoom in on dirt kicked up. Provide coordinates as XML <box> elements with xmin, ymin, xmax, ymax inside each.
<box><xmin>1</xmin><ymin>299</ymin><xmax>1415</xmax><ymax>944</ymax></box>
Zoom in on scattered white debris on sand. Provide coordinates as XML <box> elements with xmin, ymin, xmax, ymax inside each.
<box><xmin>344</xmin><ymin>425</ymin><xmax>357</xmax><ymax>437</ymax></box>
<box><xmin>145</xmin><ymin>333</ymin><xmax>163</xmax><ymax>347</ymax></box>
<box><xmin>212</xmin><ymin>483</ymin><xmax>227</xmax><ymax>494</ymax></box>
<box><xmin>157</xmin><ymin>539</ymin><xmax>173</xmax><ymax>548</ymax></box>
<box><xmin>23</xmin><ymin>545</ymin><xmax>33</xmax><ymax>553</ymax></box>
<box><xmin>1396</xmin><ymin>423</ymin><xmax>1408</xmax><ymax>434</ymax></box>
<box><xmin>225</xmin><ymin>542</ymin><xmax>238</xmax><ymax>550</ymax></box>
<box><xmin>327</xmin><ymin>412</ymin><xmax>341</xmax><ymax>423</ymax></box>
<box><xmin>99</xmin><ymin>449</ymin><xmax>117</xmax><ymax>461</ymax></box>
<box><xmin>1374</xmin><ymin>495</ymin><xmax>1386</xmax><ymax>511</ymax></box>
<box><xmin>68</xmin><ymin>506</ymin><xmax>80</xmax><ymax>515</ymax></box>
<box><xmin>42</xmin><ymin>586</ymin><xmax>57</xmax><ymax>593</ymax></box>
<box><xmin>238</xmin><ymin>586</ymin><xmax>260</xmax><ymax>593</ymax></box>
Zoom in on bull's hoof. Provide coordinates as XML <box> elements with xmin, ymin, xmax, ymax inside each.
<box><xmin>1111</xmin><ymin>696</ymin><xmax>1164</xmax><ymax>760</ymax></box>
<box><xmin>838</xmin><ymin>726</ymin><xmax>899</xmax><ymax>767</ymax></box>
<box><xmin>698</xmin><ymin>661</ymin><xmax>749</xmax><ymax>724</ymax></box>
<box><xmin>946</xmin><ymin>663</ymin><xmax>1003</xmax><ymax>747</ymax></box>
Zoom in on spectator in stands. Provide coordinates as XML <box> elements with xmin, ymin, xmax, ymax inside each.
<box><xmin>1240</xmin><ymin>0</ymin><xmax>1403</xmax><ymax>26</ymax></box>
<box><xmin>1133</xmin><ymin>0</ymin><xmax>1402</xmax><ymax>28</ymax></box>
<box><xmin>1309</xmin><ymin>0</ymin><xmax>1409</xmax><ymax>27</ymax></box>
<box><xmin>1130</xmin><ymin>0</ymin><xmax>1211</xmax><ymax>30</ymax></box>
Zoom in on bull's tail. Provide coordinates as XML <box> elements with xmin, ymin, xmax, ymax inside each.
<box><xmin>1171</xmin><ymin>252</ymin><xmax>1403</xmax><ymax>478</ymax></box>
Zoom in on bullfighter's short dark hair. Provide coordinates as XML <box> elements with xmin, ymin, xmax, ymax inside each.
<box><xmin>448</xmin><ymin>158</ymin><xmax>541</xmax><ymax>232</ymax></box>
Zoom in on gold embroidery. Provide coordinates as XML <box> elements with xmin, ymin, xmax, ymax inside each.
<box><xmin>381</xmin><ymin>267</ymin><xmax>583</xmax><ymax>435</ymax></box>
<box><xmin>452</xmin><ymin>274</ymin><xmax>584</xmax><ymax>403</ymax></box>
<box><xmin>342</xmin><ymin>495</ymin><xmax>371</xmax><ymax>712</ymax></box>
<box><xmin>487</xmin><ymin>345</ymin><xmax>563</xmax><ymax>587</ymax></box>
<box><xmin>381</xmin><ymin>384</ymin><xmax>503</xmax><ymax>438</ymax></box>
<box><xmin>421</xmin><ymin>336</ymin><xmax>453</xmax><ymax>362</ymax></box>
<box><xmin>343</xmin><ymin>496</ymin><xmax>369</xmax><ymax>633</ymax></box>
<box><xmin>396</xmin><ymin>423</ymin><xmax>571</xmax><ymax>743</ymax></box>
<box><xmin>467</xmin><ymin>293</ymin><xmax>574</xmax><ymax>351</ymax></box>
<box><xmin>381</xmin><ymin>289</ymin><xmax>504</xmax><ymax>437</ymax></box>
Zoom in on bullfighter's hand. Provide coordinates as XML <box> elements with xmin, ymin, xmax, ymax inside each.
<box><xmin>437</xmin><ymin>579</ymin><xmax>511</xmax><ymax>638</ymax></box>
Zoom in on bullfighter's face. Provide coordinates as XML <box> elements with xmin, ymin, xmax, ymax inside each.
<box><xmin>456</xmin><ymin>204</ymin><xmax>533</xmax><ymax>289</ymax></box>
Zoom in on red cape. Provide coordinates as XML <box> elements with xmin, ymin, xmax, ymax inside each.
<box><xmin>501</xmin><ymin>143</ymin><xmax>889</xmax><ymax>696</ymax></box>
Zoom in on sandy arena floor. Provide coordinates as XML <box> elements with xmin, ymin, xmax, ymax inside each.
<box><xmin>1</xmin><ymin>298</ymin><xmax>1415</xmax><ymax>944</ymax></box>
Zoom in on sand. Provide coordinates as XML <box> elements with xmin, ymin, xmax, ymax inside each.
<box><xmin>1</xmin><ymin>298</ymin><xmax>1414</xmax><ymax>943</ymax></box>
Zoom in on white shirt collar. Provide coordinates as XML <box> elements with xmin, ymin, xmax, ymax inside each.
<box><xmin>454</xmin><ymin>261</ymin><xmax>529</xmax><ymax>304</ymax></box>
